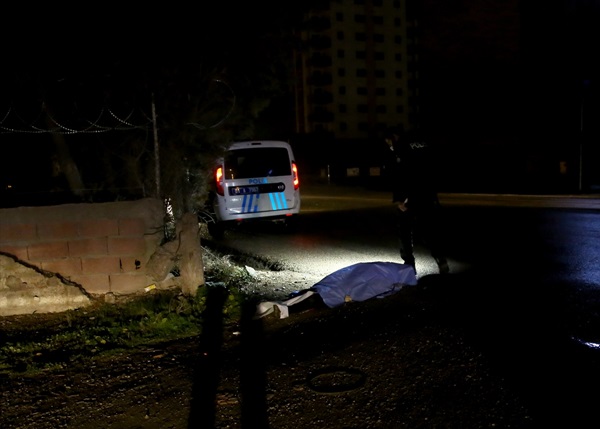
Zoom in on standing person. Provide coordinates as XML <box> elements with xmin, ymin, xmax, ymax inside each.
<box><xmin>384</xmin><ymin>126</ymin><xmax>449</xmax><ymax>275</ymax></box>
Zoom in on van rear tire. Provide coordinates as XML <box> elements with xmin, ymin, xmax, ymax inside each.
<box><xmin>207</xmin><ymin>222</ymin><xmax>225</xmax><ymax>239</ymax></box>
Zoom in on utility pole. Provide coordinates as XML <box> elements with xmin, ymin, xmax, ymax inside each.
<box><xmin>579</xmin><ymin>79</ymin><xmax>590</xmax><ymax>193</ymax></box>
<box><xmin>579</xmin><ymin>98</ymin><xmax>583</xmax><ymax>192</ymax></box>
<box><xmin>151</xmin><ymin>93</ymin><xmax>160</xmax><ymax>198</ymax></box>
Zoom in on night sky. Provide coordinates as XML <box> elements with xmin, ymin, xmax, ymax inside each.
<box><xmin>2</xmin><ymin>0</ymin><xmax>599</xmax><ymax>194</ymax></box>
<box><xmin>3</xmin><ymin>1</ymin><xmax>597</xmax><ymax>138</ymax></box>
<box><xmin>418</xmin><ymin>0</ymin><xmax>599</xmax><ymax>141</ymax></box>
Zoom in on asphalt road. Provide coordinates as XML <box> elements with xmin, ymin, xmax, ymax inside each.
<box><xmin>213</xmin><ymin>182</ymin><xmax>600</xmax><ymax>330</ymax></box>
<box><xmin>214</xmin><ymin>183</ymin><xmax>600</xmax><ymax>284</ymax></box>
<box><xmin>204</xmin><ymin>183</ymin><xmax>600</xmax><ymax>426</ymax></box>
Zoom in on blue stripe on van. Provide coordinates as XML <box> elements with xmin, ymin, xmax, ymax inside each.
<box><xmin>242</xmin><ymin>194</ymin><xmax>259</xmax><ymax>213</ymax></box>
<box><xmin>268</xmin><ymin>193</ymin><xmax>276</xmax><ymax>210</ymax></box>
<box><xmin>267</xmin><ymin>192</ymin><xmax>287</xmax><ymax>210</ymax></box>
<box><xmin>274</xmin><ymin>193</ymin><xmax>282</xmax><ymax>210</ymax></box>
<box><xmin>276</xmin><ymin>192</ymin><xmax>286</xmax><ymax>209</ymax></box>
<box><xmin>279</xmin><ymin>192</ymin><xmax>288</xmax><ymax>209</ymax></box>
<box><xmin>243</xmin><ymin>192</ymin><xmax>291</xmax><ymax>213</ymax></box>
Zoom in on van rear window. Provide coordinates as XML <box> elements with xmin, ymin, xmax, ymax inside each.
<box><xmin>224</xmin><ymin>148</ymin><xmax>292</xmax><ymax>179</ymax></box>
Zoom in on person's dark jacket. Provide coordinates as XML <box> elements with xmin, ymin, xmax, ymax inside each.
<box><xmin>391</xmin><ymin>132</ymin><xmax>440</xmax><ymax>208</ymax></box>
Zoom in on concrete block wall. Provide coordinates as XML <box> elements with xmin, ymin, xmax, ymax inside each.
<box><xmin>0</xmin><ymin>198</ymin><xmax>165</xmax><ymax>296</ymax></box>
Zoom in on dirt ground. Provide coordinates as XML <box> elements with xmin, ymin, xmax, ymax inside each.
<box><xmin>1</xmin><ymin>269</ymin><xmax>598</xmax><ymax>429</ymax></box>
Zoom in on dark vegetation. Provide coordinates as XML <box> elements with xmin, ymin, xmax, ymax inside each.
<box><xmin>0</xmin><ymin>246</ymin><xmax>281</xmax><ymax>377</ymax></box>
<box><xmin>0</xmin><ymin>2</ymin><xmax>314</xmax><ymax>217</ymax></box>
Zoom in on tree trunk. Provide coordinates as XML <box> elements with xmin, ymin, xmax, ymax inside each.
<box><xmin>177</xmin><ymin>212</ymin><xmax>204</xmax><ymax>296</ymax></box>
<box><xmin>44</xmin><ymin>106</ymin><xmax>86</xmax><ymax>197</ymax></box>
<box><xmin>51</xmin><ymin>134</ymin><xmax>86</xmax><ymax>197</ymax></box>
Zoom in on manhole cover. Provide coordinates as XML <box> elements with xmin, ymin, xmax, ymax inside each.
<box><xmin>307</xmin><ymin>366</ymin><xmax>366</xmax><ymax>394</ymax></box>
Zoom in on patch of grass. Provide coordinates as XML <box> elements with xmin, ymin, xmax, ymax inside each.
<box><xmin>0</xmin><ymin>249</ymin><xmax>256</xmax><ymax>377</ymax></box>
<box><xmin>203</xmin><ymin>241</ymin><xmax>288</xmax><ymax>272</ymax></box>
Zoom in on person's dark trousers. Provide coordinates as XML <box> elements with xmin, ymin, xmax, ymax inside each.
<box><xmin>396</xmin><ymin>207</ymin><xmax>416</xmax><ymax>268</ymax></box>
<box><xmin>395</xmin><ymin>202</ymin><xmax>447</xmax><ymax>271</ymax></box>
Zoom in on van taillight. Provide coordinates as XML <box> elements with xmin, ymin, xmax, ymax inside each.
<box><xmin>215</xmin><ymin>166</ymin><xmax>224</xmax><ymax>196</ymax></box>
<box><xmin>292</xmin><ymin>162</ymin><xmax>299</xmax><ymax>190</ymax></box>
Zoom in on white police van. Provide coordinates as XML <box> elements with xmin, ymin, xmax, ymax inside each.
<box><xmin>205</xmin><ymin>140</ymin><xmax>300</xmax><ymax>238</ymax></box>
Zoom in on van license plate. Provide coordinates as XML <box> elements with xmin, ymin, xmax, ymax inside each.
<box><xmin>230</xmin><ymin>186</ymin><xmax>260</xmax><ymax>195</ymax></box>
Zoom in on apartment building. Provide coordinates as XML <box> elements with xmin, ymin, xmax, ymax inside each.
<box><xmin>294</xmin><ymin>0</ymin><xmax>420</xmax><ymax>141</ymax></box>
